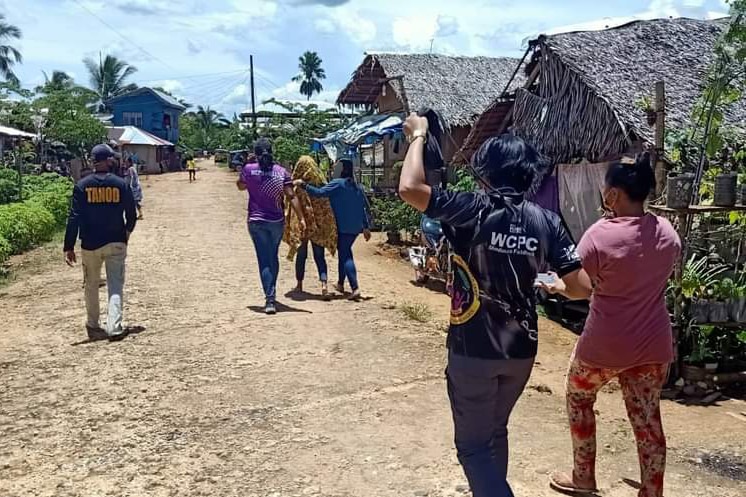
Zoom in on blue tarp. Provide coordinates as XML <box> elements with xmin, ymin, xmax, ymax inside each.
<box><xmin>312</xmin><ymin>113</ymin><xmax>403</xmax><ymax>161</ymax></box>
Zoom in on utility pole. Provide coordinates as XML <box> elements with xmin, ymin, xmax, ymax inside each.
<box><xmin>250</xmin><ymin>55</ymin><xmax>257</xmax><ymax>137</ymax></box>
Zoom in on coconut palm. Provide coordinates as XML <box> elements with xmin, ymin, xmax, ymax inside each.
<box><xmin>292</xmin><ymin>51</ymin><xmax>326</xmax><ymax>100</ymax></box>
<box><xmin>36</xmin><ymin>70</ymin><xmax>75</xmax><ymax>93</ymax></box>
<box><xmin>0</xmin><ymin>14</ymin><xmax>22</xmax><ymax>85</ymax></box>
<box><xmin>83</xmin><ymin>54</ymin><xmax>138</xmax><ymax>102</ymax></box>
<box><xmin>193</xmin><ymin>105</ymin><xmax>230</xmax><ymax>130</ymax></box>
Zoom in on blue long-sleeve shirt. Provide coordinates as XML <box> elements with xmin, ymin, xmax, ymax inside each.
<box><xmin>305</xmin><ymin>178</ymin><xmax>371</xmax><ymax>235</ymax></box>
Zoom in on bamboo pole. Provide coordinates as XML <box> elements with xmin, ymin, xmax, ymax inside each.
<box><xmin>653</xmin><ymin>81</ymin><xmax>666</xmax><ymax>198</ymax></box>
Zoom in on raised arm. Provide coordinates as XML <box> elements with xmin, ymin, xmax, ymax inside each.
<box><xmin>398</xmin><ymin>114</ymin><xmax>432</xmax><ymax>212</ymax></box>
<box><xmin>123</xmin><ymin>184</ymin><xmax>137</xmax><ymax>235</ymax></box>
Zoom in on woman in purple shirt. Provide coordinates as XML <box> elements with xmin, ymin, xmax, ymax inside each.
<box><xmin>237</xmin><ymin>139</ymin><xmax>305</xmax><ymax>314</ymax></box>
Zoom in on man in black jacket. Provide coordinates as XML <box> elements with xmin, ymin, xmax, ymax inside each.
<box><xmin>64</xmin><ymin>144</ymin><xmax>137</xmax><ymax>341</ymax></box>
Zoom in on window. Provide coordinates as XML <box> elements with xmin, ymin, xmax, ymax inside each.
<box><xmin>123</xmin><ymin>112</ymin><xmax>143</xmax><ymax>127</ymax></box>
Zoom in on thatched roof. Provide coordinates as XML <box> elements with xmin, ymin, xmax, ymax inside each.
<box><xmin>337</xmin><ymin>53</ymin><xmax>523</xmax><ymax>128</ymax></box>
<box><xmin>462</xmin><ymin>17</ymin><xmax>746</xmax><ymax>163</ymax></box>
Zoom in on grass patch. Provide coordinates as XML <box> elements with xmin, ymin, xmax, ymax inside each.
<box><xmin>0</xmin><ymin>230</ymin><xmax>65</xmax><ymax>288</ymax></box>
<box><xmin>400</xmin><ymin>302</ymin><xmax>432</xmax><ymax>323</ymax></box>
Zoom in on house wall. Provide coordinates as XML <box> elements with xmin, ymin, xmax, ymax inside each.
<box><xmin>376</xmin><ymin>83</ymin><xmax>405</xmax><ymax>113</ymax></box>
<box><xmin>110</xmin><ymin>94</ymin><xmax>182</xmax><ymax>144</ymax></box>
<box><xmin>122</xmin><ymin>144</ymin><xmax>160</xmax><ymax>174</ymax></box>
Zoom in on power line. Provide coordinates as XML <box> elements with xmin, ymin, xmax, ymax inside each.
<box><xmin>70</xmin><ymin>0</ymin><xmax>187</xmax><ymax>78</ymax></box>
<box><xmin>137</xmin><ymin>69</ymin><xmax>248</xmax><ymax>84</ymax></box>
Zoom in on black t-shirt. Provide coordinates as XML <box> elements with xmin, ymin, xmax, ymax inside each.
<box><xmin>64</xmin><ymin>173</ymin><xmax>137</xmax><ymax>251</ymax></box>
<box><xmin>425</xmin><ymin>187</ymin><xmax>581</xmax><ymax>360</ymax></box>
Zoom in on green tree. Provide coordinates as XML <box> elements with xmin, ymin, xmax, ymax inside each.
<box><xmin>0</xmin><ymin>14</ymin><xmax>21</xmax><ymax>85</ymax></box>
<box><xmin>292</xmin><ymin>51</ymin><xmax>326</xmax><ymax>100</ymax></box>
<box><xmin>36</xmin><ymin>90</ymin><xmax>107</xmax><ymax>159</ymax></box>
<box><xmin>83</xmin><ymin>54</ymin><xmax>138</xmax><ymax>103</ymax></box>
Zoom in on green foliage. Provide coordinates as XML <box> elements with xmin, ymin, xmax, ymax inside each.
<box><xmin>36</xmin><ymin>91</ymin><xmax>107</xmax><ymax>157</ymax></box>
<box><xmin>370</xmin><ymin>195</ymin><xmax>420</xmax><ymax>236</ymax></box>
<box><xmin>449</xmin><ymin>169</ymin><xmax>477</xmax><ymax>192</ymax></box>
<box><xmin>0</xmin><ymin>233</ymin><xmax>10</xmax><ymax>265</ymax></box>
<box><xmin>83</xmin><ymin>54</ymin><xmax>137</xmax><ymax>103</ymax></box>
<box><xmin>0</xmin><ymin>201</ymin><xmax>55</xmax><ymax>253</ymax></box>
<box><xmin>0</xmin><ymin>172</ymin><xmax>72</xmax><ymax>256</ymax></box>
<box><xmin>400</xmin><ymin>302</ymin><xmax>431</xmax><ymax>323</ymax></box>
<box><xmin>0</xmin><ymin>13</ymin><xmax>22</xmax><ymax>85</ymax></box>
<box><xmin>681</xmin><ymin>255</ymin><xmax>726</xmax><ymax>299</ymax></box>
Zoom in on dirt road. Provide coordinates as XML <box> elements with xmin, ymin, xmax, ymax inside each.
<box><xmin>1</xmin><ymin>161</ymin><xmax>744</xmax><ymax>497</ymax></box>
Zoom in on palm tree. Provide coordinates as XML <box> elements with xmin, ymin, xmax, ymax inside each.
<box><xmin>83</xmin><ymin>54</ymin><xmax>138</xmax><ymax>102</ymax></box>
<box><xmin>37</xmin><ymin>70</ymin><xmax>75</xmax><ymax>93</ymax></box>
<box><xmin>193</xmin><ymin>105</ymin><xmax>230</xmax><ymax>130</ymax></box>
<box><xmin>292</xmin><ymin>51</ymin><xmax>326</xmax><ymax>100</ymax></box>
<box><xmin>0</xmin><ymin>14</ymin><xmax>22</xmax><ymax>85</ymax></box>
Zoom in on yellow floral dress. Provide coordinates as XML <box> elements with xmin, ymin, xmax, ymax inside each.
<box><xmin>283</xmin><ymin>156</ymin><xmax>337</xmax><ymax>260</ymax></box>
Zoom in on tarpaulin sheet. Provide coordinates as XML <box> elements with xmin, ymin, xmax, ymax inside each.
<box><xmin>313</xmin><ymin>113</ymin><xmax>403</xmax><ymax>161</ymax></box>
<box><xmin>557</xmin><ymin>162</ymin><xmax>608</xmax><ymax>243</ymax></box>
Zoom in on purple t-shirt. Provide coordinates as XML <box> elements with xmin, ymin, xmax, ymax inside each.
<box><xmin>240</xmin><ymin>163</ymin><xmax>291</xmax><ymax>223</ymax></box>
<box><xmin>576</xmin><ymin>214</ymin><xmax>681</xmax><ymax>369</ymax></box>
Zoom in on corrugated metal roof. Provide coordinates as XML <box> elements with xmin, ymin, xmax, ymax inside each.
<box><xmin>0</xmin><ymin>124</ymin><xmax>36</xmax><ymax>139</ymax></box>
<box><xmin>107</xmin><ymin>126</ymin><xmax>173</xmax><ymax>147</ymax></box>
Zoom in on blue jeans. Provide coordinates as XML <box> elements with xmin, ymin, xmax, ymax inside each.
<box><xmin>248</xmin><ymin>221</ymin><xmax>285</xmax><ymax>303</ymax></box>
<box><xmin>337</xmin><ymin>233</ymin><xmax>359</xmax><ymax>291</ymax></box>
<box><xmin>296</xmin><ymin>240</ymin><xmax>328</xmax><ymax>282</ymax></box>
<box><xmin>446</xmin><ymin>351</ymin><xmax>532</xmax><ymax>497</ymax></box>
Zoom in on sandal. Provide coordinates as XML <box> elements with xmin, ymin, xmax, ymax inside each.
<box><xmin>549</xmin><ymin>472</ymin><xmax>598</xmax><ymax>495</ymax></box>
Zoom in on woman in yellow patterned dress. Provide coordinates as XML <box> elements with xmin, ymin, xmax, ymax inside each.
<box><xmin>284</xmin><ymin>156</ymin><xmax>337</xmax><ymax>299</ymax></box>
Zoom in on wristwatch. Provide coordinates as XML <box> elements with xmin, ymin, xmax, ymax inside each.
<box><xmin>408</xmin><ymin>130</ymin><xmax>427</xmax><ymax>144</ymax></box>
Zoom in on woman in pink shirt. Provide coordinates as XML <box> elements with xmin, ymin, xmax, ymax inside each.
<box><xmin>544</xmin><ymin>154</ymin><xmax>681</xmax><ymax>497</ymax></box>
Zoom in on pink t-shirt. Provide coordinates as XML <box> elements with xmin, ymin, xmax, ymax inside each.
<box><xmin>575</xmin><ymin>214</ymin><xmax>681</xmax><ymax>369</ymax></box>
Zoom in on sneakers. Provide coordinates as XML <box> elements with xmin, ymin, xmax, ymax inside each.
<box><xmin>86</xmin><ymin>326</ymin><xmax>107</xmax><ymax>341</ymax></box>
<box><xmin>334</xmin><ymin>283</ymin><xmax>345</xmax><ymax>294</ymax></box>
<box><xmin>265</xmin><ymin>302</ymin><xmax>277</xmax><ymax>315</ymax></box>
<box><xmin>348</xmin><ymin>289</ymin><xmax>362</xmax><ymax>301</ymax></box>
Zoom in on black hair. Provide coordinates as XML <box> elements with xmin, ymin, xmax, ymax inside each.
<box><xmin>471</xmin><ymin>134</ymin><xmax>546</xmax><ymax>194</ymax></box>
<box><xmin>339</xmin><ymin>159</ymin><xmax>354</xmax><ymax>180</ymax></box>
<box><xmin>605</xmin><ymin>152</ymin><xmax>655</xmax><ymax>202</ymax></box>
<box><xmin>254</xmin><ymin>137</ymin><xmax>273</xmax><ymax>172</ymax></box>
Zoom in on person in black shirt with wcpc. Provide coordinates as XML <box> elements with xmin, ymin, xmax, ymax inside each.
<box><xmin>64</xmin><ymin>144</ymin><xmax>138</xmax><ymax>341</ymax></box>
<box><xmin>399</xmin><ymin>115</ymin><xmax>590</xmax><ymax>497</ymax></box>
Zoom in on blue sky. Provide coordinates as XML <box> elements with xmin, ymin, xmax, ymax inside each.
<box><xmin>3</xmin><ymin>0</ymin><xmax>732</xmax><ymax>116</ymax></box>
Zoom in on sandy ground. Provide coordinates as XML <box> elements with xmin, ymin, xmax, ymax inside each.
<box><xmin>0</xmin><ymin>160</ymin><xmax>744</xmax><ymax>497</ymax></box>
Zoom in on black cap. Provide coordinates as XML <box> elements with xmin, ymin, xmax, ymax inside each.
<box><xmin>254</xmin><ymin>137</ymin><xmax>272</xmax><ymax>156</ymax></box>
<box><xmin>91</xmin><ymin>144</ymin><xmax>119</xmax><ymax>163</ymax></box>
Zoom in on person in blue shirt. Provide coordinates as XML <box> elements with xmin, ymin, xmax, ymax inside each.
<box><xmin>295</xmin><ymin>159</ymin><xmax>371</xmax><ymax>301</ymax></box>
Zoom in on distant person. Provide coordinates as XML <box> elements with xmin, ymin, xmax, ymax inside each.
<box><xmin>124</xmin><ymin>158</ymin><xmax>144</xmax><ymax>220</ymax></box>
<box><xmin>542</xmin><ymin>154</ymin><xmax>680</xmax><ymax>497</ymax></box>
<box><xmin>295</xmin><ymin>159</ymin><xmax>372</xmax><ymax>301</ymax></box>
<box><xmin>187</xmin><ymin>157</ymin><xmax>197</xmax><ymax>183</ymax></box>
<box><xmin>398</xmin><ymin>114</ymin><xmax>584</xmax><ymax>497</ymax></box>
<box><xmin>238</xmin><ymin>138</ymin><xmax>305</xmax><ymax>315</ymax></box>
<box><xmin>64</xmin><ymin>144</ymin><xmax>138</xmax><ymax>341</ymax></box>
<box><xmin>284</xmin><ymin>156</ymin><xmax>337</xmax><ymax>299</ymax></box>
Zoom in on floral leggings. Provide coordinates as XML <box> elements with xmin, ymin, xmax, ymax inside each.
<box><xmin>566</xmin><ymin>360</ymin><xmax>669</xmax><ymax>497</ymax></box>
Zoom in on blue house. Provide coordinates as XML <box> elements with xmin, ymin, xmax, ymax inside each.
<box><xmin>107</xmin><ymin>87</ymin><xmax>186</xmax><ymax>144</ymax></box>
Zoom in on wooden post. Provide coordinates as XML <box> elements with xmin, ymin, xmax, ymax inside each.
<box><xmin>654</xmin><ymin>81</ymin><xmax>666</xmax><ymax>198</ymax></box>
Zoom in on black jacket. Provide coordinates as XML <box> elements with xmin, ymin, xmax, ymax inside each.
<box><xmin>64</xmin><ymin>173</ymin><xmax>137</xmax><ymax>251</ymax></box>
<box><xmin>426</xmin><ymin>187</ymin><xmax>581</xmax><ymax>359</ymax></box>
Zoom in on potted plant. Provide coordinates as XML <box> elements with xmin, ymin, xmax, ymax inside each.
<box><xmin>685</xmin><ymin>325</ymin><xmax>718</xmax><ymax>372</ymax></box>
<box><xmin>707</xmin><ymin>280</ymin><xmax>730</xmax><ymax>323</ymax></box>
<box><xmin>683</xmin><ymin>256</ymin><xmax>726</xmax><ymax>323</ymax></box>
<box><xmin>636</xmin><ymin>95</ymin><xmax>656</xmax><ymax>125</ymax></box>
<box><xmin>714</xmin><ymin>165</ymin><xmax>738</xmax><ymax>207</ymax></box>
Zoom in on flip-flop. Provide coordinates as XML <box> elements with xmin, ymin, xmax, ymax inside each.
<box><xmin>549</xmin><ymin>472</ymin><xmax>598</xmax><ymax>495</ymax></box>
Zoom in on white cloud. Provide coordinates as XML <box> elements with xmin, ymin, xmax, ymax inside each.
<box><xmin>392</xmin><ymin>15</ymin><xmax>439</xmax><ymax>50</ymax></box>
<box><xmin>316</xmin><ymin>9</ymin><xmax>377</xmax><ymax>44</ymax></box>
<box><xmin>222</xmin><ymin>83</ymin><xmax>250</xmax><ymax>105</ymax></box>
<box><xmin>647</xmin><ymin>0</ymin><xmax>679</xmax><ymax>17</ymax></box>
<box><xmin>314</xmin><ymin>18</ymin><xmax>336</xmax><ymax>34</ymax></box>
<box><xmin>154</xmin><ymin>80</ymin><xmax>184</xmax><ymax>94</ymax></box>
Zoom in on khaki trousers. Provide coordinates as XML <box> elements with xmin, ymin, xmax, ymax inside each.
<box><xmin>82</xmin><ymin>242</ymin><xmax>127</xmax><ymax>336</ymax></box>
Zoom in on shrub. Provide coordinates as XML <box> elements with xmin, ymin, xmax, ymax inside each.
<box><xmin>370</xmin><ymin>195</ymin><xmax>420</xmax><ymax>236</ymax></box>
<box><xmin>0</xmin><ymin>234</ymin><xmax>10</xmax><ymax>266</ymax></box>
<box><xmin>28</xmin><ymin>190</ymin><xmax>71</xmax><ymax>227</ymax></box>
<box><xmin>0</xmin><ymin>201</ymin><xmax>56</xmax><ymax>254</ymax></box>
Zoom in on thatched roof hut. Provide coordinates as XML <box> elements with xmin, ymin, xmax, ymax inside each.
<box><xmin>461</xmin><ymin>17</ymin><xmax>746</xmax><ymax>163</ymax></box>
<box><xmin>338</xmin><ymin>53</ymin><xmax>523</xmax><ymax>128</ymax></box>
